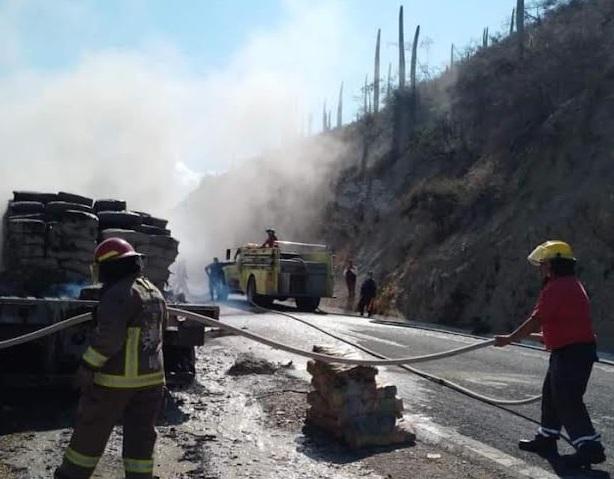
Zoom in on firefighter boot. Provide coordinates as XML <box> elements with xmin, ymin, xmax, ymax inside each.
<box><xmin>518</xmin><ymin>435</ymin><xmax>558</xmax><ymax>455</ymax></box>
<box><xmin>563</xmin><ymin>441</ymin><xmax>606</xmax><ymax>469</ymax></box>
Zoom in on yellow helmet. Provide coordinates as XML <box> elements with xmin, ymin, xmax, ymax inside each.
<box><xmin>527</xmin><ymin>240</ymin><xmax>575</xmax><ymax>266</ymax></box>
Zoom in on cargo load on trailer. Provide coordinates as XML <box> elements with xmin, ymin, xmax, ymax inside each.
<box><xmin>0</xmin><ymin>190</ymin><xmax>216</xmax><ymax>386</ymax></box>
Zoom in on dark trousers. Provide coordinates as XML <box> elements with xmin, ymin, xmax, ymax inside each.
<box><xmin>55</xmin><ymin>385</ymin><xmax>164</xmax><ymax>479</ymax></box>
<box><xmin>346</xmin><ymin>281</ymin><xmax>356</xmax><ymax>300</ymax></box>
<box><xmin>209</xmin><ymin>279</ymin><xmax>217</xmax><ymax>300</ymax></box>
<box><xmin>357</xmin><ymin>295</ymin><xmax>374</xmax><ymax>316</ymax></box>
<box><xmin>345</xmin><ymin>281</ymin><xmax>356</xmax><ymax>309</ymax></box>
<box><xmin>540</xmin><ymin>342</ymin><xmax>600</xmax><ymax>448</ymax></box>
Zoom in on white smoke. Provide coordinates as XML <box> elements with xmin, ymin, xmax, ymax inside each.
<box><xmin>0</xmin><ymin>0</ymin><xmax>353</xmax><ymax>216</ymax></box>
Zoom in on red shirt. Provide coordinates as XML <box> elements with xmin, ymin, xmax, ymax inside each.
<box><xmin>530</xmin><ymin>276</ymin><xmax>595</xmax><ymax>350</ymax></box>
<box><xmin>262</xmin><ymin>235</ymin><xmax>278</xmax><ymax>248</ymax></box>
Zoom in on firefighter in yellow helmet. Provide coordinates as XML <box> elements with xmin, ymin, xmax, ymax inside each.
<box><xmin>495</xmin><ymin>241</ymin><xmax>605</xmax><ymax>468</ymax></box>
<box><xmin>55</xmin><ymin>238</ymin><xmax>167</xmax><ymax>479</ymax></box>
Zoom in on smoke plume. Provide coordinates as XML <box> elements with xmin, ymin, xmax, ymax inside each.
<box><xmin>0</xmin><ymin>1</ymin><xmax>356</xmax><ymax>287</ymax></box>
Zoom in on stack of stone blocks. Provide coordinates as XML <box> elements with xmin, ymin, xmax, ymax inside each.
<box><xmin>306</xmin><ymin>345</ymin><xmax>415</xmax><ymax>449</ymax></box>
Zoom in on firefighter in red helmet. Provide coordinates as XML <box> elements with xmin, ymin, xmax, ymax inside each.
<box><xmin>55</xmin><ymin>237</ymin><xmax>167</xmax><ymax>479</ymax></box>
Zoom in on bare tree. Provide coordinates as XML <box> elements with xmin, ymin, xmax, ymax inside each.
<box><xmin>510</xmin><ymin>7</ymin><xmax>516</xmax><ymax>35</ymax></box>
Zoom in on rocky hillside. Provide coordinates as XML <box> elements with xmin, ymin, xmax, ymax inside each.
<box><xmin>179</xmin><ymin>0</ymin><xmax>614</xmax><ymax>349</ymax></box>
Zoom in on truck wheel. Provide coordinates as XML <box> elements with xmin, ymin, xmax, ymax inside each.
<box><xmin>247</xmin><ymin>277</ymin><xmax>272</xmax><ymax>308</ymax></box>
<box><xmin>295</xmin><ymin>297</ymin><xmax>321</xmax><ymax>312</ymax></box>
<box><xmin>163</xmin><ymin>345</ymin><xmax>196</xmax><ymax>385</ymax></box>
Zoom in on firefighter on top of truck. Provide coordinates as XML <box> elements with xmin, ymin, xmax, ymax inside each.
<box><xmin>55</xmin><ymin>238</ymin><xmax>166</xmax><ymax>479</ymax></box>
<box><xmin>261</xmin><ymin>228</ymin><xmax>278</xmax><ymax>248</ymax></box>
<box><xmin>495</xmin><ymin>241</ymin><xmax>606</xmax><ymax>468</ymax></box>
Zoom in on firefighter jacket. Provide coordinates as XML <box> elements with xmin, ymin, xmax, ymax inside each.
<box><xmin>81</xmin><ymin>275</ymin><xmax>167</xmax><ymax>389</ymax></box>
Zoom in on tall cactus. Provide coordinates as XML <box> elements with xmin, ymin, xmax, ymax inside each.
<box><xmin>482</xmin><ymin>27</ymin><xmax>489</xmax><ymax>48</ymax></box>
<box><xmin>510</xmin><ymin>7</ymin><xmax>515</xmax><ymax>35</ymax></box>
<box><xmin>363</xmin><ymin>75</ymin><xmax>368</xmax><ymax>115</ymax></box>
<box><xmin>516</xmin><ymin>0</ymin><xmax>525</xmax><ymax>55</ymax></box>
<box><xmin>410</xmin><ymin>25</ymin><xmax>420</xmax><ymax>93</ymax></box>
<box><xmin>373</xmin><ymin>28</ymin><xmax>381</xmax><ymax>113</ymax></box>
<box><xmin>398</xmin><ymin>6</ymin><xmax>405</xmax><ymax>88</ymax></box>
<box><xmin>450</xmin><ymin>43</ymin><xmax>454</xmax><ymax>69</ymax></box>
<box><xmin>322</xmin><ymin>101</ymin><xmax>327</xmax><ymax>131</ymax></box>
<box><xmin>336</xmin><ymin>82</ymin><xmax>343</xmax><ymax>128</ymax></box>
<box><xmin>387</xmin><ymin>62</ymin><xmax>392</xmax><ymax>100</ymax></box>
<box><xmin>327</xmin><ymin>111</ymin><xmax>332</xmax><ymax>130</ymax></box>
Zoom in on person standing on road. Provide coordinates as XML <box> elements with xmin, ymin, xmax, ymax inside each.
<box><xmin>357</xmin><ymin>272</ymin><xmax>377</xmax><ymax>317</ymax></box>
<box><xmin>205</xmin><ymin>257</ymin><xmax>224</xmax><ymax>301</ymax></box>
<box><xmin>494</xmin><ymin>241</ymin><xmax>605</xmax><ymax>468</ymax></box>
<box><xmin>344</xmin><ymin>260</ymin><xmax>357</xmax><ymax>309</ymax></box>
<box><xmin>55</xmin><ymin>238</ymin><xmax>167</xmax><ymax>479</ymax></box>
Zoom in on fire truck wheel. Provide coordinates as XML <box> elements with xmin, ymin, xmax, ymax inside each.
<box><xmin>295</xmin><ymin>297</ymin><xmax>321</xmax><ymax>312</ymax></box>
<box><xmin>247</xmin><ymin>276</ymin><xmax>272</xmax><ymax>308</ymax></box>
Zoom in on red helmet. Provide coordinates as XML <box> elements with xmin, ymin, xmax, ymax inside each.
<box><xmin>94</xmin><ymin>237</ymin><xmax>141</xmax><ymax>264</ymax></box>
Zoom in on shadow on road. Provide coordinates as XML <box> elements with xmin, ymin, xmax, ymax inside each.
<box><xmin>0</xmin><ymin>384</ymin><xmax>193</xmax><ymax>435</ymax></box>
<box><xmin>540</xmin><ymin>453</ymin><xmax>612</xmax><ymax>478</ymax></box>
<box><xmin>0</xmin><ymin>387</ymin><xmax>78</xmax><ymax>434</ymax></box>
<box><xmin>296</xmin><ymin>423</ymin><xmax>414</xmax><ymax>465</ymax></box>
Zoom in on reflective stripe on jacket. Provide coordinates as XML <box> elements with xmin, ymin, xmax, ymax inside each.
<box><xmin>82</xmin><ymin>275</ymin><xmax>166</xmax><ymax>389</ymax></box>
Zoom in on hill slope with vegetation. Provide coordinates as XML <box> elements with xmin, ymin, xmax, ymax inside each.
<box><xmin>179</xmin><ymin>0</ymin><xmax>614</xmax><ymax>349</ymax></box>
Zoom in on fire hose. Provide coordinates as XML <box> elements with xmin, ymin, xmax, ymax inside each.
<box><xmin>242</xmin><ymin>303</ymin><xmax>543</xmax><ymax>406</ymax></box>
<box><xmin>0</xmin><ymin>308</ymin><xmax>494</xmax><ymax>365</ymax></box>
<box><xmin>0</xmin><ymin>307</ymin><xmax>541</xmax><ymax>406</ymax></box>
<box><xmin>2</xmin><ymin>304</ymin><xmax>591</xmax><ymax>446</ymax></box>
<box><xmin>240</xmin><ymin>302</ymin><xmax>564</xmax><ymax>442</ymax></box>
<box><xmin>0</xmin><ymin>312</ymin><xmax>92</xmax><ymax>350</ymax></box>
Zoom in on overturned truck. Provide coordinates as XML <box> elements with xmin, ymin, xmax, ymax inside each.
<box><xmin>0</xmin><ymin>190</ymin><xmax>216</xmax><ymax>386</ymax></box>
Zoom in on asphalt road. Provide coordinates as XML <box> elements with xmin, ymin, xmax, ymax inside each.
<box><xmin>215</xmin><ymin>300</ymin><xmax>614</xmax><ymax>478</ymax></box>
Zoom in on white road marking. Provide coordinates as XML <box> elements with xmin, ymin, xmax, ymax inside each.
<box><xmin>405</xmin><ymin>414</ymin><xmax>559</xmax><ymax>479</ymax></box>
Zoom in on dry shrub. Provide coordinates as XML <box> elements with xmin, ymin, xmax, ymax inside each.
<box><xmin>452</xmin><ymin>0</ymin><xmax>614</xmax><ymax>153</ymax></box>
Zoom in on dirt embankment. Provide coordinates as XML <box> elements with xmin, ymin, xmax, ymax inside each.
<box><xmin>324</xmin><ymin>0</ymin><xmax>614</xmax><ymax>350</ymax></box>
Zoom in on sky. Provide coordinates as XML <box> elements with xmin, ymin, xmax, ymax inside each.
<box><xmin>0</xmin><ymin>0</ymin><xmax>519</xmax><ymax>211</ymax></box>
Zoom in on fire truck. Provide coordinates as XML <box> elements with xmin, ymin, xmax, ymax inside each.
<box><xmin>221</xmin><ymin>241</ymin><xmax>334</xmax><ymax>312</ymax></box>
